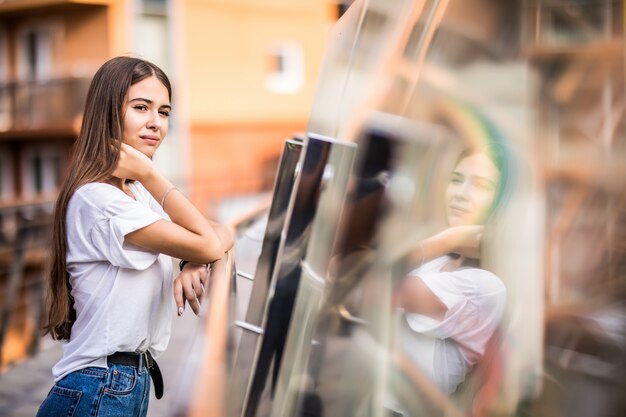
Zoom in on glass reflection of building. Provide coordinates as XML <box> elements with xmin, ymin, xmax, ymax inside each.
<box><xmin>190</xmin><ymin>1</ymin><xmax>626</xmax><ymax>417</ymax></box>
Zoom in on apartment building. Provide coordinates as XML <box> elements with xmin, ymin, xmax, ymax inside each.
<box><xmin>0</xmin><ymin>0</ymin><xmax>167</xmax><ymax>369</ymax></box>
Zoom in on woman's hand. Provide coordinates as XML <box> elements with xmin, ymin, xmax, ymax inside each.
<box><xmin>434</xmin><ymin>225</ymin><xmax>483</xmax><ymax>259</ymax></box>
<box><xmin>174</xmin><ymin>262</ymin><xmax>209</xmax><ymax>316</ymax></box>
<box><xmin>112</xmin><ymin>143</ymin><xmax>156</xmax><ymax>181</ymax></box>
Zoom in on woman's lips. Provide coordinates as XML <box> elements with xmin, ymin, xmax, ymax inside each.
<box><xmin>140</xmin><ymin>135</ymin><xmax>159</xmax><ymax>145</ymax></box>
<box><xmin>449</xmin><ymin>206</ymin><xmax>470</xmax><ymax>215</ymax></box>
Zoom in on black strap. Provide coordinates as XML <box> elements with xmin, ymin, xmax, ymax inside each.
<box><xmin>179</xmin><ymin>259</ymin><xmax>189</xmax><ymax>271</ymax></box>
<box><xmin>107</xmin><ymin>351</ymin><xmax>164</xmax><ymax>399</ymax></box>
<box><xmin>147</xmin><ymin>354</ymin><xmax>164</xmax><ymax>400</ymax></box>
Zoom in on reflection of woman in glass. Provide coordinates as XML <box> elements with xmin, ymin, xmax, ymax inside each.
<box><xmin>396</xmin><ymin>142</ymin><xmax>509</xmax><ymax>395</ymax></box>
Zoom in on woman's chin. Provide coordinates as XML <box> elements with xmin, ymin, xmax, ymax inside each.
<box><xmin>447</xmin><ymin>215</ymin><xmax>467</xmax><ymax>227</ymax></box>
<box><xmin>138</xmin><ymin>147</ymin><xmax>155</xmax><ymax>158</ymax></box>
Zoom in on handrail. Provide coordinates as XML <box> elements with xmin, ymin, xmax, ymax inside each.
<box><xmin>186</xmin><ymin>203</ymin><xmax>268</xmax><ymax>416</ymax></box>
<box><xmin>188</xmin><ymin>251</ymin><xmax>233</xmax><ymax>417</ymax></box>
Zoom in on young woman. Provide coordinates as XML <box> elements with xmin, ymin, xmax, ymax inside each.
<box><xmin>396</xmin><ymin>143</ymin><xmax>510</xmax><ymax>395</ymax></box>
<box><xmin>37</xmin><ymin>56</ymin><xmax>233</xmax><ymax>417</ymax></box>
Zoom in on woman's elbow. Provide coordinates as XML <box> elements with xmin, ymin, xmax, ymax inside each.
<box><xmin>215</xmin><ymin>223</ymin><xmax>235</xmax><ymax>251</ymax></box>
<box><xmin>222</xmin><ymin>232</ymin><xmax>235</xmax><ymax>252</ymax></box>
<box><xmin>188</xmin><ymin>228</ymin><xmax>233</xmax><ymax>263</ymax></box>
<box><xmin>205</xmin><ymin>239</ymin><xmax>227</xmax><ymax>262</ymax></box>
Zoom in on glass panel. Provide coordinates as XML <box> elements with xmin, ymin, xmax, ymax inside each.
<box><xmin>228</xmin><ymin>137</ymin><xmax>305</xmax><ymax>417</ymax></box>
<box><xmin>239</xmin><ymin>135</ymin><xmax>356</xmax><ymax>417</ymax></box>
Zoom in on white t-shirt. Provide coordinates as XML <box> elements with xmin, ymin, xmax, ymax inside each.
<box><xmin>398</xmin><ymin>256</ymin><xmax>506</xmax><ymax>394</ymax></box>
<box><xmin>53</xmin><ymin>182</ymin><xmax>174</xmax><ymax>381</ymax></box>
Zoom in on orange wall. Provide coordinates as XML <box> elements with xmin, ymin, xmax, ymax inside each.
<box><xmin>189</xmin><ymin>122</ymin><xmax>304</xmax><ymax>213</ymax></box>
<box><xmin>62</xmin><ymin>6</ymin><xmax>110</xmax><ymax>74</ymax></box>
<box><xmin>182</xmin><ymin>0</ymin><xmax>333</xmax><ymax>124</ymax></box>
<box><xmin>181</xmin><ymin>0</ymin><xmax>335</xmax><ymax>211</ymax></box>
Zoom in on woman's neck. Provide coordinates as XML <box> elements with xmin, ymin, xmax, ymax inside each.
<box><xmin>442</xmin><ymin>255</ymin><xmax>480</xmax><ymax>272</ymax></box>
<box><xmin>108</xmin><ymin>177</ymin><xmax>136</xmax><ymax>200</ymax></box>
<box><xmin>109</xmin><ymin>176</ymin><xmax>126</xmax><ymax>189</ymax></box>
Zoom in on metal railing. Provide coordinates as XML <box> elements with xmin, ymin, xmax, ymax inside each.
<box><xmin>0</xmin><ymin>77</ymin><xmax>90</xmax><ymax>132</ymax></box>
<box><xmin>170</xmin><ymin>203</ymin><xmax>270</xmax><ymax>417</ymax></box>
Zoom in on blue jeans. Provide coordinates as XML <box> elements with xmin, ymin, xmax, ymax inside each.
<box><xmin>36</xmin><ymin>364</ymin><xmax>150</xmax><ymax>417</ymax></box>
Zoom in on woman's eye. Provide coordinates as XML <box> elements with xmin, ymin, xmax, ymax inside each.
<box><xmin>134</xmin><ymin>105</ymin><xmax>147</xmax><ymax>111</ymax></box>
<box><xmin>473</xmin><ymin>181</ymin><xmax>493</xmax><ymax>191</ymax></box>
<box><xmin>159</xmin><ymin>110</ymin><xmax>170</xmax><ymax>117</ymax></box>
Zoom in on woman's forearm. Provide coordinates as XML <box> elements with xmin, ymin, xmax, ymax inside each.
<box><xmin>408</xmin><ymin>226</ymin><xmax>483</xmax><ymax>266</ymax></box>
<box><xmin>140</xmin><ymin>169</ymin><xmax>224</xmax><ymax>259</ymax></box>
<box><xmin>408</xmin><ymin>234</ymin><xmax>450</xmax><ymax>267</ymax></box>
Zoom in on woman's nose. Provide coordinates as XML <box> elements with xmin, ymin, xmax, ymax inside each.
<box><xmin>453</xmin><ymin>182</ymin><xmax>470</xmax><ymax>200</ymax></box>
<box><xmin>147</xmin><ymin>112</ymin><xmax>161</xmax><ymax>130</ymax></box>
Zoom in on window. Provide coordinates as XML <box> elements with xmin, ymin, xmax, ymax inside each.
<box><xmin>0</xmin><ymin>28</ymin><xmax>8</xmax><ymax>81</ymax></box>
<box><xmin>0</xmin><ymin>29</ymin><xmax>9</xmax><ymax>131</ymax></box>
<box><xmin>16</xmin><ymin>20</ymin><xmax>62</xmax><ymax>81</ymax></box>
<box><xmin>336</xmin><ymin>0</ymin><xmax>354</xmax><ymax>18</ymax></box>
<box><xmin>265</xmin><ymin>42</ymin><xmax>304</xmax><ymax>94</ymax></box>
<box><xmin>21</xmin><ymin>145</ymin><xmax>63</xmax><ymax>198</ymax></box>
<box><xmin>0</xmin><ymin>148</ymin><xmax>13</xmax><ymax>201</ymax></box>
<box><xmin>142</xmin><ymin>0</ymin><xmax>167</xmax><ymax>15</ymax></box>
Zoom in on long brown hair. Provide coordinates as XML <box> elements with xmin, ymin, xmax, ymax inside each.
<box><xmin>44</xmin><ymin>56</ymin><xmax>172</xmax><ymax>340</ymax></box>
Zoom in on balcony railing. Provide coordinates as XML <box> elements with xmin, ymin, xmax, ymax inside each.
<box><xmin>0</xmin><ymin>77</ymin><xmax>90</xmax><ymax>133</ymax></box>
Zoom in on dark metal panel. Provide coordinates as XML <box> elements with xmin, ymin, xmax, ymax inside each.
<box><xmin>233</xmin><ymin>134</ymin><xmax>356</xmax><ymax>417</ymax></box>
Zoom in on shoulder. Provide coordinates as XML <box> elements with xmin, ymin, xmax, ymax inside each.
<box><xmin>127</xmin><ymin>182</ymin><xmax>166</xmax><ymax>217</ymax></box>
<box><xmin>70</xmin><ymin>183</ymin><xmax>125</xmax><ymax>209</ymax></box>
<box><xmin>74</xmin><ymin>182</ymin><xmax>125</xmax><ymax>198</ymax></box>
<box><xmin>127</xmin><ymin>181</ymin><xmax>151</xmax><ymax>200</ymax></box>
<box><xmin>408</xmin><ymin>256</ymin><xmax>451</xmax><ymax>276</ymax></box>
<box><xmin>459</xmin><ymin>267</ymin><xmax>506</xmax><ymax>300</ymax></box>
<box><xmin>69</xmin><ymin>182</ymin><xmax>148</xmax><ymax>219</ymax></box>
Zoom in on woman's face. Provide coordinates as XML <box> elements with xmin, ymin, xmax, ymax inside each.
<box><xmin>122</xmin><ymin>75</ymin><xmax>171</xmax><ymax>158</ymax></box>
<box><xmin>445</xmin><ymin>151</ymin><xmax>499</xmax><ymax>227</ymax></box>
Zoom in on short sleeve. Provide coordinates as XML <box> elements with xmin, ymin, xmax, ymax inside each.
<box><xmin>72</xmin><ymin>184</ymin><xmax>163</xmax><ymax>270</ymax></box>
<box><xmin>404</xmin><ymin>270</ymin><xmax>479</xmax><ymax>341</ymax></box>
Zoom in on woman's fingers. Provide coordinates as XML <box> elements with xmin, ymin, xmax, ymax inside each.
<box><xmin>173</xmin><ymin>278</ymin><xmax>185</xmax><ymax>316</ymax></box>
<box><xmin>112</xmin><ymin>143</ymin><xmax>154</xmax><ymax>180</ymax></box>
<box><xmin>439</xmin><ymin>225</ymin><xmax>484</xmax><ymax>258</ymax></box>
<box><xmin>183</xmin><ymin>279</ymin><xmax>201</xmax><ymax>315</ymax></box>
<box><xmin>174</xmin><ymin>263</ymin><xmax>209</xmax><ymax>316</ymax></box>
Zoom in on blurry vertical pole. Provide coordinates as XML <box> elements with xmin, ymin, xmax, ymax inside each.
<box><xmin>227</xmin><ymin>137</ymin><xmax>304</xmax><ymax>417</ymax></box>
<box><xmin>522</xmin><ymin>1</ymin><xmax>626</xmax><ymax>416</ymax></box>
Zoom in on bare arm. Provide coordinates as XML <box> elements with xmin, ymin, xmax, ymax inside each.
<box><xmin>396</xmin><ymin>225</ymin><xmax>482</xmax><ymax>320</ymax></box>
<box><xmin>407</xmin><ymin>225</ymin><xmax>483</xmax><ymax>266</ymax></box>
<box><xmin>115</xmin><ymin>143</ymin><xmax>226</xmax><ymax>263</ymax></box>
<box><xmin>396</xmin><ymin>276</ymin><xmax>447</xmax><ymax>320</ymax></box>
